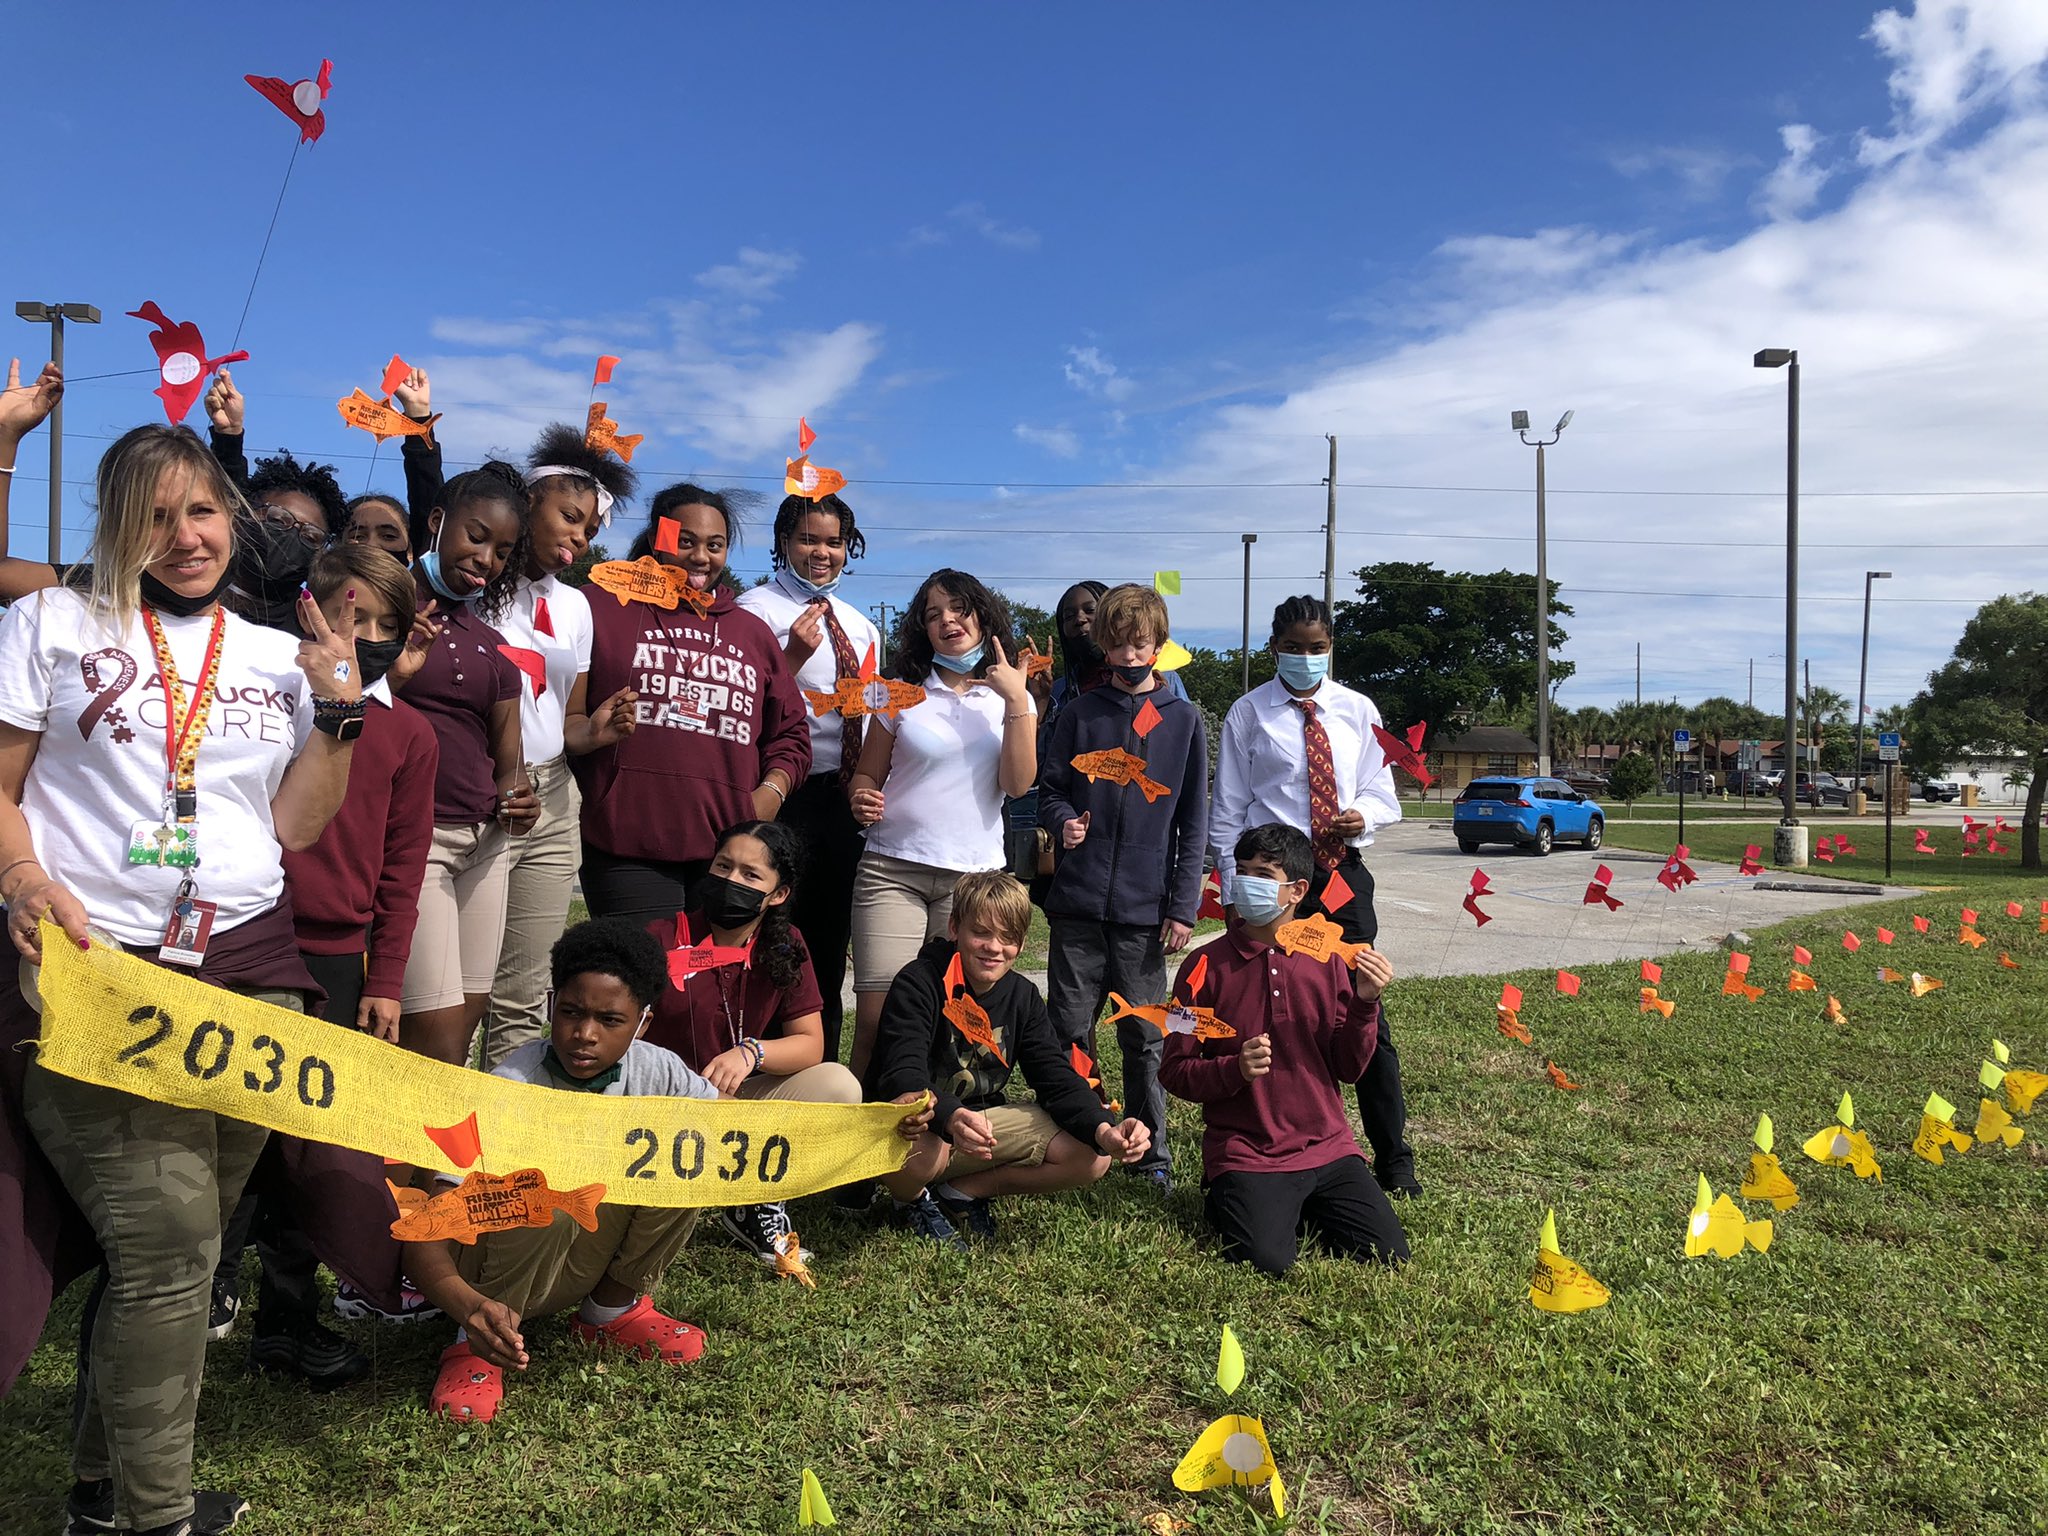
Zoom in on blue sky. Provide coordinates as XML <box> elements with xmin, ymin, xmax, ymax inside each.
<box><xmin>8</xmin><ymin>2</ymin><xmax>2046</xmax><ymax>718</ymax></box>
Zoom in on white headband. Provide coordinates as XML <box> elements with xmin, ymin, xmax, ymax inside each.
<box><xmin>524</xmin><ymin>465</ymin><xmax>617</xmax><ymax>529</ymax></box>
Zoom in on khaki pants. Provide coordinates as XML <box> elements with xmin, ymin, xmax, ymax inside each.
<box><xmin>455</xmin><ymin>1204</ymin><xmax>697</xmax><ymax>1321</ymax></box>
<box><xmin>937</xmin><ymin>1103</ymin><xmax>1061</xmax><ymax>1183</ymax></box>
<box><xmin>736</xmin><ymin>1061</ymin><xmax>862</xmax><ymax>1106</ymax></box>
<box><xmin>481</xmin><ymin>756</ymin><xmax>581</xmax><ymax>1070</ymax></box>
<box><xmin>850</xmin><ymin>852</ymin><xmax>960</xmax><ymax>994</ymax></box>
<box><xmin>24</xmin><ymin>988</ymin><xmax>300</xmax><ymax>1533</ymax></box>
<box><xmin>402</xmin><ymin>822</ymin><xmax>512</xmax><ymax>1013</ymax></box>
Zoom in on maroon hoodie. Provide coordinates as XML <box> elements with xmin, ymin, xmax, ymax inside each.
<box><xmin>574</xmin><ymin>586</ymin><xmax>812</xmax><ymax>865</ymax></box>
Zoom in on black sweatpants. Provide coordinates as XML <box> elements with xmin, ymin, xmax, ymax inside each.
<box><xmin>1305</xmin><ymin>852</ymin><xmax>1414</xmax><ymax>1178</ymax></box>
<box><xmin>781</xmin><ymin>773</ymin><xmax>864</xmax><ymax>1065</ymax></box>
<box><xmin>1205</xmin><ymin>1156</ymin><xmax>1409</xmax><ymax>1275</ymax></box>
<box><xmin>1044</xmin><ymin>917</ymin><xmax>1170</xmax><ymax>1174</ymax></box>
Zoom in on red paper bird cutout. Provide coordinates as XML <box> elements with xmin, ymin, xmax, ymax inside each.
<box><xmin>1655</xmin><ymin>846</ymin><xmax>1699</xmax><ymax>892</ymax></box>
<box><xmin>381</xmin><ymin>355</ymin><xmax>410</xmax><ymax>396</ymax></box>
<box><xmin>594</xmin><ymin>355</ymin><xmax>620</xmax><ymax>386</ymax></box>
<box><xmin>1370</xmin><ymin>720</ymin><xmax>1435</xmax><ymax>789</ymax></box>
<box><xmin>424</xmin><ymin>1111</ymin><xmax>482</xmax><ymax>1169</ymax></box>
<box><xmin>1913</xmin><ymin>828</ymin><xmax>1935</xmax><ymax>854</ymax></box>
<box><xmin>1463</xmin><ymin>868</ymin><xmax>1493</xmax><ymax>926</ymax></box>
<box><xmin>127</xmin><ymin>303</ymin><xmax>248</xmax><ymax>425</ymax></box>
<box><xmin>245</xmin><ymin>58</ymin><xmax>333</xmax><ymax>143</ymax></box>
<box><xmin>1583</xmin><ymin>862</ymin><xmax>1622</xmax><ymax>910</ymax></box>
<box><xmin>1739</xmin><ymin>844</ymin><xmax>1763</xmax><ymax>876</ymax></box>
<box><xmin>1813</xmin><ymin>836</ymin><xmax>1835</xmax><ymax>864</ymax></box>
<box><xmin>1133</xmin><ymin>697</ymin><xmax>1163</xmax><ymax>738</ymax></box>
<box><xmin>664</xmin><ymin>913</ymin><xmax>751</xmax><ymax>987</ymax></box>
<box><xmin>1835</xmin><ymin>836</ymin><xmax>1857</xmax><ymax>857</ymax></box>
<box><xmin>942</xmin><ymin>953</ymin><xmax>1007</xmax><ymax>1065</ymax></box>
<box><xmin>497</xmin><ymin>645</ymin><xmax>547</xmax><ymax>700</ymax></box>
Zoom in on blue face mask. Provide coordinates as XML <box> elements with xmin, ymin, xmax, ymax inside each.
<box><xmin>417</xmin><ymin>549</ymin><xmax>476</xmax><ymax>605</ymax></box>
<box><xmin>1275</xmin><ymin>651</ymin><xmax>1330</xmax><ymax>691</ymax></box>
<box><xmin>783</xmin><ymin>566</ymin><xmax>842</xmax><ymax>599</ymax></box>
<box><xmin>1232</xmin><ymin>875</ymin><xmax>1289</xmax><ymax>924</ymax></box>
<box><xmin>932</xmin><ymin>643</ymin><xmax>986</xmax><ymax>675</ymax></box>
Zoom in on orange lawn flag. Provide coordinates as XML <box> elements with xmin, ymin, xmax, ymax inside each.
<box><xmin>423</xmin><ymin>1111</ymin><xmax>483</xmax><ymax>1169</ymax></box>
<box><xmin>387</xmin><ymin>1169</ymin><xmax>603</xmax><ymax>1245</ymax></box>
<box><xmin>1274</xmin><ymin>912</ymin><xmax>1371</xmax><ymax>968</ymax></box>
<box><xmin>1792</xmin><ymin>945</ymin><xmax>1813</xmax><ymax>966</ymax></box>
<box><xmin>380</xmin><ymin>355</ymin><xmax>411</xmax><ymax>395</ymax></box>
<box><xmin>804</xmin><ymin>642</ymin><xmax>926</xmax><ymax>721</ymax></box>
<box><xmin>1876</xmin><ymin>927</ymin><xmax>1895</xmax><ymax>944</ymax></box>
<box><xmin>797</xmin><ymin>416</ymin><xmax>817</xmax><ymax>453</ymax></box>
<box><xmin>585</xmin><ymin>401</ymin><xmax>643</xmax><ymax>462</ymax></box>
<box><xmin>1842</xmin><ymin>931</ymin><xmax>1863</xmax><ymax>953</ymax></box>
<box><xmin>1070</xmin><ymin>748</ymin><xmax>1172</xmax><ymax>803</ymax></box>
<box><xmin>2006</xmin><ymin>900</ymin><xmax>2025</xmax><ymax>919</ymax></box>
<box><xmin>1912</xmin><ymin>915</ymin><xmax>1931</xmax><ymax>934</ymax></box>
<box><xmin>942</xmin><ymin>954</ymin><xmax>1007</xmax><ymax>1065</ymax></box>
<box><xmin>337</xmin><ymin>388</ymin><xmax>440</xmax><ymax>443</ymax></box>
<box><xmin>1556</xmin><ymin>970</ymin><xmax>1582</xmax><ymax>997</ymax></box>
<box><xmin>1497</xmin><ymin>983</ymin><xmax>1530</xmax><ymax>1042</ymax></box>
<box><xmin>594</xmin><ymin>354</ymin><xmax>620</xmax><ymax>386</ymax></box>
<box><xmin>1640</xmin><ymin>959</ymin><xmax>1662</xmax><ymax>985</ymax></box>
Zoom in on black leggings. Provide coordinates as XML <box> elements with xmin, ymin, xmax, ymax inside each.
<box><xmin>579</xmin><ymin>845</ymin><xmax>710</xmax><ymax>929</ymax></box>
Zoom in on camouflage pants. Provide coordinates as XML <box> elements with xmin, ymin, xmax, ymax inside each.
<box><xmin>23</xmin><ymin>988</ymin><xmax>295</xmax><ymax>1533</ymax></box>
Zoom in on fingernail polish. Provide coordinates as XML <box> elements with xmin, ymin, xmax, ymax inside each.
<box><xmin>299</xmin><ymin>583</ymin><xmax>313</xmax><ymax>599</ymax></box>
<box><xmin>347</xmin><ymin>588</ymin><xmax>356</xmax><ymax>601</ymax></box>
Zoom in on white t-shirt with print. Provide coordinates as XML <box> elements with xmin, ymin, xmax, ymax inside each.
<box><xmin>863</xmin><ymin>675</ymin><xmax>1026</xmax><ymax>873</ymax></box>
<box><xmin>492</xmin><ymin>574</ymin><xmax>593</xmax><ymax>764</ymax></box>
<box><xmin>0</xmin><ymin>588</ymin><xmax>314</xmax><ymax>946</ymax></box>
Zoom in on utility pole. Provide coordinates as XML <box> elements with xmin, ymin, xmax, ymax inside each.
<box><xmin>1635</xmin><ymin>643</ymin><xmax>1641</xmax><ymax>706</ymax></box>
<box><xmin>1804</xmin><ymin>658</ymin><xmax>1814</xmax><ymax>785</ymax></box>
<box><xmin>869</xmin><ymin>601</ymin><xmax>900</xmax><ymax>670</ymax></box>
<box><xmin>1754</xmin><ymin>347</ymin><xmax>1800</xmax><ymax>837</ymax></box>
<box><xmin>1747</xmin><ymin>656</ymin><xmax>1754</xmax><ymax>710</ymax></box>
<box><xmin>1240</xmin><ymin>533</ymin><xmax>1258</xmax><ymax>693</ymax></box>
<box><xmin>1855</xmin><ymin>571</ymin><xmax>1891</xmax><ymax>794</ymax></box>
<box><xmin>1322</xmin><ymin>435</ymin><xmax>1337</xmax><ymax>620</ymax></box>
<box><xmin>15</xmin><ymin>301</ymin><xmax>102</xmax><ymax>564</ymax></box>
<box><xmin>1513</xmin><ymin>409</ymin><xmax>1571</xmax><ymax>778</ymax></box>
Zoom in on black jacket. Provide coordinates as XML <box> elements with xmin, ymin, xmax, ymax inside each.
<box><xmin>868</xmin><ymin>938</ymin><xmax>1114</xmax><ymax>1145</ymax></box>
<box><xmin>1038</xmin><ymin>682</ymin><xmax>1208</xmax><ymax>927</ymax></box>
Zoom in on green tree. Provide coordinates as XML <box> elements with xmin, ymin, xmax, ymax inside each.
<box><xmin>1332</xmin><ymin>562</ymin><xmax>1572</xmax><ymax>733</ymax></box>
<box><xmin>559</xmin><ymin>542</ymin><xmax>611</xmax><ymax>588</ymax></box>
<box><xmin>1175</xmin><ymin>645</ymin><xmax>1274</xmax><ymax>721</ymax></box>
<box><xmin>1905</xmin><ymin>593</ymin><xmax>2048</xmax><ymax>867</ymax></box>
<box><xmin>1607</xmin><ymin>751</ymin><xmax>1657</xmax><ymax>810</ymax></box>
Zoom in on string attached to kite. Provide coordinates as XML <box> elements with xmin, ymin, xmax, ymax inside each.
<box><xmin>0</xmin><ymin>368</ymin><xmax>158</xmax><ymax>396</ymax></box>
<box><xmin>231</xmin><ymin>136</ymin><xmax>302</xmax><ymax>352</ymax></box>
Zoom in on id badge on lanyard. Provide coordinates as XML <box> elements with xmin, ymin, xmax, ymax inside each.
<box><xmin>128</xmin><ymin>606</ymin><xmax>226</xmax><ymax>965</ymax></box>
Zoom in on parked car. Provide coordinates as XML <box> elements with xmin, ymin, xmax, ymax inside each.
<box><xmin>1918</xmin><ymin>780</ymin><xmax>1961</xmax><ymax>803</ymax></box>
<box><xmin>1724</xmin><ymin>768</ymin><xmax>1774</xmax><ymax>795</ymax></box>
<box><xmin>1795</xmin><ymin>772</ymin><xmax>1851</xmax><ymax>806</ymax></box>
<box><xmin>1560</xmin><ymin>770</ymin><xmax>1610</xmax><ymax>794</ymax></box>
<box><xmin>1662</xmin><ymin>771</ymin><xmax>1717</xmax><ymax>793</ymax></box>
<box><xmin>1453</xmin><ymin>776</ymin><xmax>1605</xmax><ymax>856</ymax></box>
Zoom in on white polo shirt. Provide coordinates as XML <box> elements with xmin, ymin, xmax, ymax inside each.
<box><xmin>863</xmin><ymin>674</ymin><xmax>1026</xmax><ymax>873</ymax></box>
<box><xmin>492</xmin><ymin>574</ymin><xmax>593</xmax><ymax>763</ymax></box>
<box><xmin>735</xmin><ymin>571</ymin><xmax>882</xmax><ymax>779</ymax></box>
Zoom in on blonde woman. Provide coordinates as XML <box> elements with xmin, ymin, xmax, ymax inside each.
<box><xmin>0</xmin><ymin>403</ymin><xmax>358</xmax><ymax>1536</ymax></box>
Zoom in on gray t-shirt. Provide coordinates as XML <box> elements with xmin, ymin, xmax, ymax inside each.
<box><xmin>494</xmin><ymin>1038</ymin><xmax>718</xmax><ymax>1101</ymax></box>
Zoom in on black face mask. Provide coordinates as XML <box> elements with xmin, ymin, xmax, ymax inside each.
<box><xmin>1064</xmin><ymin>630</ymin><xmax>1105</xmax><ymax>674</ymax></box>
<box><xmin>354</xmin><ymin>637</ymin><xmax>405</xmax><ymax>689</ymax></box>
<box><xmin>1110</xmin><ymin>662</ymin><xmax>1154</xmax><ymax>687</ymax></box>
<box><xmin>231</xmin><ymin>519</ymin><xmax>321</xmax><ymax>629</ymax></box>
<box><xmin>139</xmin><ymin>568</ymin><xmax>234</xmax><ymax>619</ymax></box>
<box><xmin>693</xmin><ymin>874</ymin><xmax>770</xmax><ymax>930</ymax></box>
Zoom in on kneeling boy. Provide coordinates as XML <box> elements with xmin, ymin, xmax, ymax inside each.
<box><xmin>1160</xmin><ymin>824</ymin><xmax>1409</xmax><ymax>1275</ymax></box>
<box><xmin>407</xmin><ymin>919</ymin><xmax>717</xmax><ymax>1421</ymax></box>
<box><xmin>869</xmin><ymin>871</ymin><xmax>1153</xmax><ymax>1246</ymax></box>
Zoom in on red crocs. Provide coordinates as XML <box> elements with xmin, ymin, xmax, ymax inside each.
<box><xmin>569</xmin><ymin>1294</ymin><xmax>707</xmax><ymax>1364</ymax></box>
<box><xmin>430</xmin><ymin>1340</ymin><xmax>503</xmax><ymax>1422</ymax></box>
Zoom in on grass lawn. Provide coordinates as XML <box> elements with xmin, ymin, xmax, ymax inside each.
<box><xmin>1598</xmin><ymin>817</ymin><xmax>2048</xmax><ymax>893</ymax></box>
<box><xmin>4</xmin><ymin>895</ymin><xmax>2046</xmax><ymax>1533</ymax></box>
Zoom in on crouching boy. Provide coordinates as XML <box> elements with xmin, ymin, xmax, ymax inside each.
<box><xmin>407</xmin><ymin>919</ymin><xmax>717</xmax><ymax>1421</ymax></box>
<box><xmin>1160</xmin><ymin>824</ymin><xmax>1409</xmax><ymax>1275</ymax></box>
<box><xmin>869</xmin><ymin>871</ymin><xmax>1153</xmax><ymax>1247</ymax></box>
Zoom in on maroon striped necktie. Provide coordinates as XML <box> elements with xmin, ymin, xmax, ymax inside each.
<box><xmin>1297</xmin><ymin>698</ymin><xmax>1344</xmax><ymax>870</ymax></box>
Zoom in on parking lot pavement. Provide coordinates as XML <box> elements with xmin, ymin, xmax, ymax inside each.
<box><xmin>1360</xmin><ymin>821</ymin><xmax>1915</xmax><ymax>979</ymax></box>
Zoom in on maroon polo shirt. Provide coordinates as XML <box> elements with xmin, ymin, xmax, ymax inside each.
<box><xmin>405</xmin><ymin>573</ymin><xmax>520</xmax><ymax>824</ymax></box>
<box><xmin>642</xmin><ymin>911</ymin><xmax>824</xmax><ymax>1073</ymax></box>
<box><xmin>1159</xmin><ymin>922</ymin><xmax>1380</xmax><ymax>1180</ymax></box>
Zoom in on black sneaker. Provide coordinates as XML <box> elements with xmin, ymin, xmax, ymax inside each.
<box><xmin>205</xmin><ymin>1280</ymin><xmax>239</xmax><ymax>1342</ymax></box>
<box><xmin>932</xmin><ymin>1185</ymin><xmax>997</xmax><ymax>1241</ymax></box>
<box><xmin>718</xmin><ymin>1203</ymin><xmax>815</xmax><ymax>1269</ymax></box>
<box><xmin>80</xmin><ymin>1486</ymin><xmax>248</xmax><ymax>1536</ymax></box>
<box><xmin>1378</xmin><ymin>1159</ymin><xmax>1423</xmax><ymax>1200</ymax></box>
<box><xmin>249</xmin><ymin>1313</ymin><xmax>368</xmax><ymax>1392</ymax></box>
<box><xmin>893</xmin><ymin>1190</ymin><xmax>968</xmax><ymax>1250</ymax></box>
<box><xmin>830</xmin><ymin>1179</ymin><xmax>877</xmax><ymax>1211</ymax></box>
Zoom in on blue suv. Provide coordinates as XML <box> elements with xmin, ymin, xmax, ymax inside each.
<box><xmin>1453</xmin><ymin>776</ymin><xmax>1604</xmax><ymax>856</ymax></box>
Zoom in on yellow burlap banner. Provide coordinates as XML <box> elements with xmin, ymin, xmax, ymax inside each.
<box><xmin>32</xmin><ymin>925</ymin><xmax>910</xmax><ymax>1207</ymax></box>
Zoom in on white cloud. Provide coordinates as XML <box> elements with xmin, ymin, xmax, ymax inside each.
<box><xmin>1063</xmin><ymin>344</ymin><xmax>1135</xmax><ymax>402</ymax></box>
<box><xmin>1756</xmin><ymin>123</ymin><xmax>1834</xmax><ymax>219</ymax></box>
<box><xmin>1859</xmin><ymin>0</ymin><xmax>2048</xmax><ymax>162</ymax></box>
<box><xmin>1014</xmin><ymin>422</ymin><xmax>1081</xmax><ymax>458</ymax></box>
<box><xmin>1610</xmin><ymin>144</ymin><xmax>1745</xmax><ymax>200</ymax></box>
<box><xmin>694</xmin><ymin>247</ymin><xmax>802</xmax><ymax>302</ymax></box>
<box><xmin>427</xmin><ymin>317</ymin><xmax>548</xmax><ymax>348</ymax></box>
<box><xmin>1434</xmin><ymin>227</ymin><xmax>1640</xmax><ymax>282</ymax></box>
<box><xmin>905</xmin><ymin>202</ymin><xmax>1040</xmax><ymax>252</ymax></box>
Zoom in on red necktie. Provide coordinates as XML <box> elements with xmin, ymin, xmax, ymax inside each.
<box><xmin>1297</xmin><ymin>698</ymin><xmax>1344</xmax><ymax>871</ymax></box>
<box><xmin>816</xmin><ymin>600</ymin><xmax>864</xmax><ymax>785</ymax></box>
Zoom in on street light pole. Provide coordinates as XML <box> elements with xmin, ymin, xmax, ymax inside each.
<box><xmin>1854</xmin><ymin>570</ymin><xmax>1891</xmax><ymax>795</ymax></box>
<box><xmin>1513</xmin><ymin>408</ymin><xmax>1572</xmax><ymax>778</ymax></box>
<box><xmin>1322</xmin><ymin>435</ymin><xmax>1337</xmax><ymax>620</ymax></box>
<box><xmin>1754</xmin><ymin>348</ymin><xmax>1799</xmax><ymax>849</ymax></box>
<box><xmin>1240</xmin><ymin>533</ymin><xmax>1258</xmax><ymax>692</ymax></box>
<box><xmin>15</xmin><ymin>301</ymin><xmax>101</xmax><ymax>564</ymax></box>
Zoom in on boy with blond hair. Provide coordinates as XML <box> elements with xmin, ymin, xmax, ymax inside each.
<box><xmin>1037</xmin><ymin>582</ymin><xmax>1209</xmax><ymax>1193</ymax></box>
<box><xmin>869</xmin><ymin>872</ymin><xmax>1152</xmax><ymax>1247</ymax></box>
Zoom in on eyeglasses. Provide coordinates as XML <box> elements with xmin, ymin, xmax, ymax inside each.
<box><xmin>253</xmin><ymin>503</ymin><xmax>327</xmax><ymax>547</ymax></box>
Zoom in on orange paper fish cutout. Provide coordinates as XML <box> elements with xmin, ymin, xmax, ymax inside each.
<box><xmin>337</xmin><ymin>388</ymin><xmax>440</xmax><ymax>443</ymax></box>
<box><xmin>1640</xmin><ymin>987</ymin><xmax>1675</xmax><ymax>1018</ymax></box>
<box><xmin>1018</xmin><ymin>634</ymin><xmax>1056</xmax><ymax>679</ymax></box>
<box><xmin>387</xmin><ymin>1168</ymin><xmax>603</xmax><ymax>1245</ymax></box>
<box><xmin>585</xmin><ymin>400</ymin><xmax>643</xmax><ymax>462</ymax></box>
<box><xmin>1722</xmin><ymin>970</ymin><xmax>1764</xmax><ymax>1001</ymax></box>
<box><xmin>804</xmin><ymin>641</ymin><xmax>926</xmax><ymax>720</ymax></box>
<box><xmin>1273</xmin><ymin>912</ymin><xmax>1371</xmax><ymax>967</ymax></box>
<box><xmin>942</xmin><ymin>954</ymin><xmax>1007</xmax><ymax>1065</ymax></box>
<box><xmin>1822</xmin><ymin>995</ymin><xmax>1848</xmax><ymax>1024</ymax></box>
<box><xmin>665</xmin><ymin>914</ymin><xmax>752</xmax><ymax>987</ymax></box>
<box><xmin>588</xmin><ymin>556</ymin><xmax>683</xmax><ymax>610</ymax></box>
<box><xmin>1498</xmin><ymin>1009</ymin><xmax>1533</xmax><ymax>1044</ymax></box>
<box><xmin>1959</xmin><ymin>926</ymin><xmax>1987</xmax><ymax>950</ymax></box>
<box><xmin>1909</xmin><ymin>972</ymin><xmax>1944</xmax><ymax>997</ymax></box>
<box><xmin>1545</xmin><ymin>1062</ymin><xmax>1581</xmax><ymax>1091</ymax></box>
<box><xmin>784</xmin><ymin>455</ymin><xmax>847</xmax><ymax>500</ymax></box>
<box><xmin>1787</xmin><ymin>969</ymin><xmax>1817</xmax><ymax>992</ymax></box>
<box><xmin>1108</xmin><ymin>990</ymin><xmax>1237</xmax><ymax>1042</ymax></box>
<box><xmin>1070</xmin><ymin>747</ymin><xmax>1172</xmax><ymax>802</ymax></box>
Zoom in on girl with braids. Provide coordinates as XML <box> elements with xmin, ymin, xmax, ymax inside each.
<box><xmin>845</xmin><ymin>569</ymin><xmax>1035</xmax><ymax>1082</ymax></box>
<box><xmin>1210</xmin><ymin>594</ymin><xmax>1418</xmax><ymax>1199</ymax></box>
<box><xmin>475</xmin><ymin>424</ymin><xmax>642</xmax><ymax>1069</ymax></box>
<box><xmin>571</xmin><ymin>484</ymin><xmax>811</xmax><ymax>927</ymax></box>
<box><xmin>642</xmin><ymin>821</ymin><xmax>859</xmax><ymax>1275</ymax></box>
<box><xmin>394</xmin><ymin>460</ymin><xmax>538</xmax><ymax>1066</ymax></box>
<box><xmin>734</xmin><ymin>491</ymin><xmax>881</xmax><ymax>1067</ymax></box>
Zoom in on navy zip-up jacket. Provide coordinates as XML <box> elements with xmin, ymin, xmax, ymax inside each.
<box><xmin>1038</xmin><ymin>681</ymin><xmax>1209</xmax><ymax>928</ymax></box>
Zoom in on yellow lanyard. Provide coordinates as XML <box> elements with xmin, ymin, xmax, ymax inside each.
<box><xmin>143</xmin><ymin>606</ymin><xmax>226</xmax><ymax>822</ymax></box>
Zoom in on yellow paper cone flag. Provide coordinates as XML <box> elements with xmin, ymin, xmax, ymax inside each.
<box><xmin>1753</xmin><ymin>1113</ymin><xmax>1774</xmax><ymax>1154</ymax></box>
<box><xmin>1155</xmin><ymin>639</ymin><xmax>1193</xmax><ymax>672</ymax></box>
<box><xmin>1216</xmin><ymin>1325</ymin><xmax>1245</xmax><ymax>1396</ymax></box>
<box><xmin>1530</xmin><ymin>1208</ymin><xmax>1610</xmax><ymax>1313</ymax></box>
<box><xmin>798</xmin><ymin>1468</ymin><xmax>835</xmax><ymax>1527</ymax></box>
<box><xmin>1153</xmin><ymin>570</ymin><xmax>1181</xmax><ymax>596</ymax></box>
<box><xmin>1174</xmin><ymin>1414</ymin><xmax>1285</xmax><ymax>1516</ymax></box>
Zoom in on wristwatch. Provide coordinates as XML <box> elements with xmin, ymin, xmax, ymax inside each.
<box><xmin>312</xmin><ymin>697</ymin><xmax>369</xmax><ymax>741</ymax></box>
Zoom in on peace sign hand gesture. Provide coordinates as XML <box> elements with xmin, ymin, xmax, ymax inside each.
<box><xmin>295</xmin><ymin>585</ymin><xmax>362</xmax><ymax>705</ymax></box>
